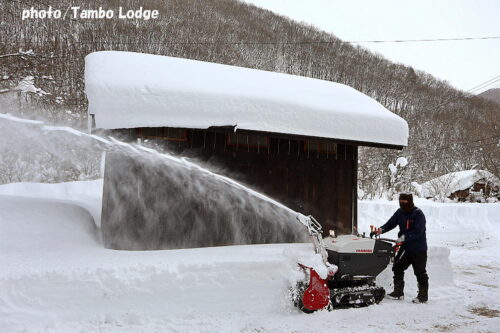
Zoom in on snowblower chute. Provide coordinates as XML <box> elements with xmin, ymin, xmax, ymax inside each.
<box><xmin>293</xmin><ymin>215</ymin><xmax>397</xmax><ymax>312</ymax></box>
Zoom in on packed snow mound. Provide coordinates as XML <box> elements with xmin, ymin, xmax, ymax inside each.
<box><xmin>0</xmin><ymin>196</ymin><xmax>100</xmax><ymax>274</ymax></box>
<box><xmin>358</xmin><ymin>198</ymin><xmax>498</xmax><ymax>247</ymax></box>
<box><xmin>0</xmin><ymin>179</ymin><xmax>103</xmax><ymax>226</ymax></box>
<box><xmin>0</xmin><ymin>194</ymin><xmax>312</xmax><ymax>330</ymax></box>
<box><xmin>378</xmin><ymin>246</ymin><xmax>453</xmax><ymax>293</ymax></box>
<box><xmin>419</xmin><ymin>169</ymin><xmax>500</xmax><ymax>198</ymax></box>
<box><xmin>85</xmin><ymin>51</ymin><xmax>408</xmax><ymax>147</ymax></box>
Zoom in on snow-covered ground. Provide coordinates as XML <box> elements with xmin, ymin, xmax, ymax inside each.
<box><xmin>1</xmin><ymin>180</ymin><xmax>499</xmax><ymax>332</ymax></box>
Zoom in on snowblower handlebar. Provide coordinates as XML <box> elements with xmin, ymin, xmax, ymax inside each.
<box><xmin>375</xmin><ymin>237</ymin><xmax>405</xmax><ymax>260</ymax></box>
<box><xmin>377</xmin><ymin>237</ymin><xmax>396</xmax><ymax>243</ymax></box>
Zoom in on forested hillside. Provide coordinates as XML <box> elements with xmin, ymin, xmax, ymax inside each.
<box><xmin>1</xmin><ymin>0</ymin><xmax>498</xmax><ymax>197</ymax></box>
<box><xmin>479</xmin><ymin>88</ymin><xmax>500</xmax><ymax>105</ymax></box>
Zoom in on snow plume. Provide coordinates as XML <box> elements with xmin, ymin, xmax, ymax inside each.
<box><xmin>0</xmin><ymin>113</ymin><xmax>106</xmax><ymax>183</ymax></box>
<box><xmin>101</xmin><ymin>145</ymin><xmax>308</xmax><ymax>250</ymax></box>
<box><xmin>0</xmin><ymin>113</ymin><xmax>308</xmax><ymax>249</ymax></box>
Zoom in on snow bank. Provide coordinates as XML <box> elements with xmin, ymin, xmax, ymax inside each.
<box><xmin>0</xmin><ymin>196</ymin><xmax>99</xmax><ymax>263</ymax></box>
<box><xmin>377</xmin><ymin>246</ymin><xmax>453</xmax><ymax>293</ymax></box>
<box><xmin>85</xmin><ymin>51</ymin><xmax>408</xmax><ymax>147</ymax></box>
<box><xmin>0</xmin><ymin>194</ymin><xmax>461</xmax><ymax>332</ymax></box>
<box><xmin>358</xmin><ymin>198</ymin><xmax>499</xmax><ymax>247</ymax></box>
<box><xmin>0</xmin><ymin>195</ymin><xmax>313</xmax><ymax>331</ymax></box>
<box><xmin>0</xmin><ymin>179</ymin><xmax>103</xmax><ymax>226</ymax></box>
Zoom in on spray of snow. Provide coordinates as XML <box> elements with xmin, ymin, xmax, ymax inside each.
<box><xmin>0</xmin><ymin>112</ymin><xmax>310</xmax><ymax>248</ymax></box>
<box><xmin>0</xmin><ymin>113</ymin><xmax>285</xmax><ymax>209</ymax></box>
<box><xmin>0</xmin><ymin>113</ymin><xmax>107</xmax><ymax>183</ymax></box>
<box><xmin>100</xmin><ymin>145</ymin><xmax>309</xmax><ymax>250</ymax></box>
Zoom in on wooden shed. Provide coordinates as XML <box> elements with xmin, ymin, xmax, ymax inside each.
<box><xmin>85</xmin><ymin>51</ymin><xmax>408</xmax><ymax>250</ymax></box>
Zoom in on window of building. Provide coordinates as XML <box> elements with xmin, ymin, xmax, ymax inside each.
<box><xmin>136</xmin><ymin>127</ymin><xmax>187</xmax><ymax>141</ymax></box>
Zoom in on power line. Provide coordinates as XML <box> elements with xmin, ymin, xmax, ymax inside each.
<box><xmin>419</xmin><ymin>74</ymin><xmax>500</xmax><ymax>111</ymax></box>
<box><xmin>7</xmin><ymin>36</ymin><xmax>497</xmax><ymax>152</ymax></box>
<box><xmin>468</xmin><ymin>75</ymin><xmax>500</xmax><ymax>92</ymax></box>
<box><xmin>470</xmin><ymin>78</ymin><xmax>500</xmax><ymax>94</ymax></box>
<box><xmin>38</xmin><ymin>35</ymin><xmax>500</xmax><ymax>47</ymax></box>
<box><xmin>468</xmin><ymin>75</ymin><xmax>500</xmax><ymax>93</ymax></box>
<box><xmin>347</xmin><ymin>36</ymin><xmax>500</xmax><ymax>44</ymax></box>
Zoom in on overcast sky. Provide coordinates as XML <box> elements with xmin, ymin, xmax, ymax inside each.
<box><xmin>241</xmin><ymin>0</ymin><xmax>500</xmax><ymax>94</ymax></box>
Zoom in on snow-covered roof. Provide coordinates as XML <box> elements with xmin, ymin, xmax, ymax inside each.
<box><xmin>420</xmin><ymin>170</ymin><xmax>500</xmax><ymax>198</ymax></box>
<box><xmin>85</xmin><ymin>51</ymin><xmax>408</xmax><ymax>147</ymax></box>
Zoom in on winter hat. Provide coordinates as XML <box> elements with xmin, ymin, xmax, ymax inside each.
<box><xmin>399</xmin><ymin>193</ymin><xmax>414</xmax><ymax>213</ymax></box>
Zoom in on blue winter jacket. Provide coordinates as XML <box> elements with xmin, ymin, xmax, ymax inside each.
<box><xmin>381</xmin><ymin>207</ymin><xmax>427</xmax><ymax>254</ymax></box>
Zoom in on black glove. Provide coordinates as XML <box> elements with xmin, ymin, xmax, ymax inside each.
<box><xmin>370</xmin><ymin>227</ymin><xmax>382</xmax><ymax>238</ymax></box>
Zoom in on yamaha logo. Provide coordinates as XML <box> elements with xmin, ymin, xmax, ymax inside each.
<box><xmin>356</xmin><ymin>249</ymin><xmax>373</xmax><ymax>253</ymax></box>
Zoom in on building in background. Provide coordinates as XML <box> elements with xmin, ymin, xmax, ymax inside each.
<box><xmin>420</xmin><ymin>170</ymin><xmax>500</xmax><ymax>202</ymax></box>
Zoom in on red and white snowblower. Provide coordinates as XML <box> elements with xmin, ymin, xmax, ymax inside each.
<box><xmin>292</xmin><ymin>215</ymin><xmax>400</xmax><ymax>312</ymax></box>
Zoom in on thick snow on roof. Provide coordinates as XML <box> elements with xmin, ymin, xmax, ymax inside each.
<box><xmin>85</xmin><ymin>51</ymin><xmax>408</xmax><ymax>147</ymax></box>
<box><xmin>421</xmin><ymin>170</ymin><xmax>500</xmax><ymax>197</ymax></box>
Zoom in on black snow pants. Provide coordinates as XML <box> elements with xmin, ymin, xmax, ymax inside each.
<box><xmin>393</xmin><ymin>250</ymin><xmax>429</xmax><ymax>288</ymax></box>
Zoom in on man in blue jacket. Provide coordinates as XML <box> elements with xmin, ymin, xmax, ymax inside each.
<box><xmin>373</xmin><ymin>193</ymin><xmax>428</xmax><ymax>303</ymax></box>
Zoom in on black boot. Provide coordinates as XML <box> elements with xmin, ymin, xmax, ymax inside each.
<box><xmin>387</xmin><ymin>280</ymin><xmax>404</xmax><ymax>300</ymax></box>
<box><xmin>413</xmin><ymin>282</ymin><xmax>428</xmax><ymax>303</ymax></box>
<box><xmin>413</xmin><ymin>273</ymin><xmax>429</xmax><ymax>303</ymax></box>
